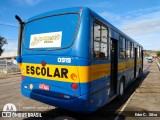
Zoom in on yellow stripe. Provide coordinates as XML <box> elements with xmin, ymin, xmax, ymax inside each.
<box><xmin>19</xmin><ymin>60</ymin><xmax>142</xmax><ymax>83</ymax></box>
<box><xmin>90</xmin><ymin>64</ymin><xmax>110</xmax><ymax>81</ymax></box>
<box><xmin>118</xmin><ymin>61</ymin><xmax>134</xmax><ymax>72</ymax></box>
<box><xmin>20</xmin><ymin>63</ymin><xmax>111</xmax><ymax>83</ymax></box>
<box><xmin>137</xmin><ymin>59</ymin><xmax>142</xmax><ymax>65</ymax></box>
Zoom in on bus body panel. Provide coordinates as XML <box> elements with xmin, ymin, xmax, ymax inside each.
<box><xmin>21</xmin><ymin>84</ymin><xmax>89</xmax><ymax>112</ymax></box>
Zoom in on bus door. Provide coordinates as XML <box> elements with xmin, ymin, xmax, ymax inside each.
<box><xmin>110</xmin><ymin>38</ymin><xmax>118</xmax><ymax>95</ymax></box>
<box><xmin>142</xmin><ymin>49</ymin><xmax>144</xmax><ymax>72</ymax></box>
<box><xmin>134</xmin><ymin>48</ymin><xmax>137</xmax><ymax>78</ymax></box>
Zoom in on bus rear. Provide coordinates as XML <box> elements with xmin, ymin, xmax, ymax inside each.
<box><xmin>16</xmin><ymin>7</ymin><xmax>91</xmax><ymax>112</ymax></box>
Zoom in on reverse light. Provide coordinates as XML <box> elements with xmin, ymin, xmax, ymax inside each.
<box><xmin>29</xmin><ymin>84</ymin><xmax>33</xmax><ymax>89</ymax></box>
<box><xmin>41</xmin><ymin>61</ymin><xmax>46</xmax><ymax>67</ymax></box>
<box><xmin>71</xmin><ymin>83</ymin><xmax>78</xmax><ymax>90</ymax></box>
<box><xmin>70</xmin><ymin>73</ymin><xmax>77</xmax><ymax>80</ymax></box>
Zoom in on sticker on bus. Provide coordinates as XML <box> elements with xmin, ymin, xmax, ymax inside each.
<box><xmin>39</xmin><ymin>84</ymin><xmax>50</xmax><ymax>91</ymax></box>
<box><xmin>29</xmin><ymin>31</ymin><xmax>62</xmax><ymax>48</ymax></box>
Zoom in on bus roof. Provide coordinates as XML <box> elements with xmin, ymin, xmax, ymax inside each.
<box><xmin>26</xmin><ymin>7</ymin><xmax>142</xmax><ymax>47</ymax></box>
<box><xmin>26</xmin><ymin>7</ymin><xmax>81</xmax><ymax>23</ymax></box>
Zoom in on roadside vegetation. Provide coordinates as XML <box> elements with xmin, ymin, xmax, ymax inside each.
<box><xmin>157</xmin><ymin>51</ymin><xmax>160</xmax><ymax>57</ymax></box>
<box><xmin>157</xmin><ymin>51</ymin><xmax>160</xmax><ymax>63</ymax></box>
<box><xmin>0</xmin><ymin>36</ymin><xmax>7</xmax><ymax>56</ymax></box>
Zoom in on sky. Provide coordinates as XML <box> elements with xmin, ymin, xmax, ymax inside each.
<box><xmin>0</xmin><ymin>0</ymin><xmax>160</xmax><ymax>51</ymax></box>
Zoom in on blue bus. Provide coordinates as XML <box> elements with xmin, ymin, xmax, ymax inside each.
<box><xmin>16</xmin><ymin>7</ymin><xmax>143</xmax><ymax>112</ymax></box>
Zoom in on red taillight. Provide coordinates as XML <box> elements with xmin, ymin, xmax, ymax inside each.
<box><xmin>59</xmin><ymin>94</ymin><xmax>64</xmax><ymax>98</ymax></box>
<box><xmin>41</xmin><ymin>61</ymin><xmax>46</xmax><ymax>66</ymax></box>
<box><xmin>79</xmin><ymin>7</ymin><xmax>83</xmax><ymax>11</ymax></box>
<box><xmin>71</xmin><ymin>83</ymin><xmax>78</xmax><ymax>90</ymax></box>
<box><xmin>22</xmin><ymin>75</ymin><xmax>24</xmax><ymax>80</ymax></box>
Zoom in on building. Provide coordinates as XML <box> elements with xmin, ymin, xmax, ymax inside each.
<box><xmin>0</xmin><ymin>50</ymin><xmax>17</xmax><ymax>64</ymax></box>
<box><xmin>0</xmin><ymin>50</ymin><xmax>19</xmax><ymax>73</ymax></box>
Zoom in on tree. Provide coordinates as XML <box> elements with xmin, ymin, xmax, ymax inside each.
<box><xmin>0</xmin><ymin>36</ymin><xmax>7</xmax><ymax>56</ymax></box>
<box><xmin>157</xmin><ymin>51</ymin><xmax>160</xmax><ymax>57</ymax></box>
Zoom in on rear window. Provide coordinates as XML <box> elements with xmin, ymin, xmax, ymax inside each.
<box><xmin>23</xmin><ymin>13</ymin><xmax>79</xmax><ymax>50</ymax></box>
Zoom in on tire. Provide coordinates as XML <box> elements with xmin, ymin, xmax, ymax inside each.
<box><xmin>118</xmin><ymin>79</ymin><xmax>125</xmax><ymax>98</ymax></box>
<box><xmin>138</xmin><ymin>68</ymin><xmax>142</xmax><ymax>77</ymax></box>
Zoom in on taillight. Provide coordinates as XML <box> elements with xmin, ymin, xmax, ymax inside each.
<box><xmin>22</xmin><ymin>75</ymin><xmax>24</xmax><ymax>80</ymax></box>
<box><xmin>71</xmin><ymin>83</ymin><xmax>78</xmax><ymax>90</ymax></box>
<box><xmin>41</xmin><ymin>61</ymin><xmax>46</xmax><ymax>67</ymax></box>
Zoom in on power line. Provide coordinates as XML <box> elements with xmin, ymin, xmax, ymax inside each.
<box><xmin>0</xmin><ymin>23</ymin><xmax>18</xmax><ymax>28</ymax></box>
<box><xmin>111</xmin><ymin>9</ymin><xmax>160</xmax><ymax>23</ymax></box>
<box><xmin>121</xmin><ymin>24</ymin><xmax>160</xmax><ymax>30</ymax></box>
<box><xmin>6</xmin><ymin>38</ymin><xmax>17</xmax><ymax>41</ymax></box>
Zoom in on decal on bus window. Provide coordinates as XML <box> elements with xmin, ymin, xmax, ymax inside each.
<box><xmin>29</xmin><ymin>31</ymin><xmax>62</xmax><ymax>48</ymax></box>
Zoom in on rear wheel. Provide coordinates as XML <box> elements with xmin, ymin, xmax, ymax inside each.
<box><xmin>138</xmin><ymin>68</ymin><xmax>142</xmax><ymax>77</ymax></box>
<box><xmin>118</xmin><ymin>79</ymin><xmax>125</xmax><ymax>98</ymax></box>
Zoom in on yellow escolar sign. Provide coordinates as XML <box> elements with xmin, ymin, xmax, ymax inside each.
<box><xmin>21</xmin><ymin>63</ymin><xmax>80</xmax><ymax>83</ymax></box>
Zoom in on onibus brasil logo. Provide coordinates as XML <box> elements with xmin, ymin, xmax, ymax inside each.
<box><xmin>2</xmin><ymin>103</ymin><xmax>42</xmax><ymax>118</ymax></box>
<box><xmin>2</xmin><ymin>103</ymin><xmax>17</xmax><ymax>117</ymax></box>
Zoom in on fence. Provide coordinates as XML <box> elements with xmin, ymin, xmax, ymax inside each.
<box><xmin>0</xmin><ymin>60</ymin><xmax>20</xmax><ymax>77</ymax></box>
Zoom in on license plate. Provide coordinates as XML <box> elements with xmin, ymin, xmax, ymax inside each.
<box><xmin>39</xmin><ymin>84</ymin><xmax>50</xmax><ymax>91</ymax></box>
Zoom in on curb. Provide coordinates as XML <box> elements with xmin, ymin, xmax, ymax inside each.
<box><xmin>114</xmin><ymin>67</ymin><xmax>150</xmax><ymax>120</ymax></box>
<box><xmin>156</xmin><ymin>60</ymin><xmax>160</xmax><ymax>71</ymax></box>
<box><xmin>0</xmin><ymin>73</ymin><xmax>8</xmax><ymax>77</ymax></box>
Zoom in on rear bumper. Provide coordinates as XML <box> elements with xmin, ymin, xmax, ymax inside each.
<box><xmin>21</xmin><ymin>84</ymin><xmax>89</xmax><ymax>112</ymax></box>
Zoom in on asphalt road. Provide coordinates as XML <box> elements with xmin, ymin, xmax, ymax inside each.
<box><xmin>0</xmin><ymin>59</ymin><xmax>154</xmax><ymax>120</ymax></box>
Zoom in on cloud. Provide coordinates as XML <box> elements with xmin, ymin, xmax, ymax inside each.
<box><xmin>119</xmin><ymin>11</ymin><xmax>160</xmax><ymax>50</ymax></box>
<box><xmin>99</xmin><ymin>6</ymin><xmax>160</xmax><ymax>50</ymax></box>
<box><xmin>87</xmin><ymin>1</ymin><xmax>113</xmax><ymax>8</ymax></box>
<box><xmin>2</xmin><ymin>40</ymin><xmax>18</xmax><ymax>51</ymax></box>
<box><xmin>100</xmin><ymin>12</ymin><xmax>121</xmax><ymax>22</ymax></box>
<box><xmin>120</xmin><ymin>17</ymin><xmax>160</xmax><ymax>35</ymax></box>
<box><xmin>14</xmin><ymin>0</ymin><xmax>43</xmax><ymax>6</ymax></box>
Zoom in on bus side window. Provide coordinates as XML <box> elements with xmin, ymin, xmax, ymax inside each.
<box><xmin>119</xmin><ymin>37</ymin><xmax>126</xmax><ymax>59</ymax></box>
<box><xmin>126</xmin><ymin>40</ymin><xmax>131</xmax><ymax>58</ymax></box>
<box><xmin>137</xmin><ymin>46</ymin><xmax>142</xmax><ymax>59</ymax></box>
<box><xmin>93</xmin><ymin>22</ymin><xmax>108</xmax><ymax>59</ymax></box>
<box><xmin>137</xmin><ymin>46</ymin><xmax>140</xmax><ymax>58</ymax></box>
<box><xmin>139</xmin><ymin>46</ymin><xmax>142</xmax><ymax>58</ymax></box>
<box><xmin>130</xmin><ymin>42</ymin><xmax>134</xmax><ymax>58</ymax></box>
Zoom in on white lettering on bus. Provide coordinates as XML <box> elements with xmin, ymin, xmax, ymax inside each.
<box><xmin>57</xmin><ymin>58</ymin><xmax>71</xmax><ymax>63</ymax></box>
